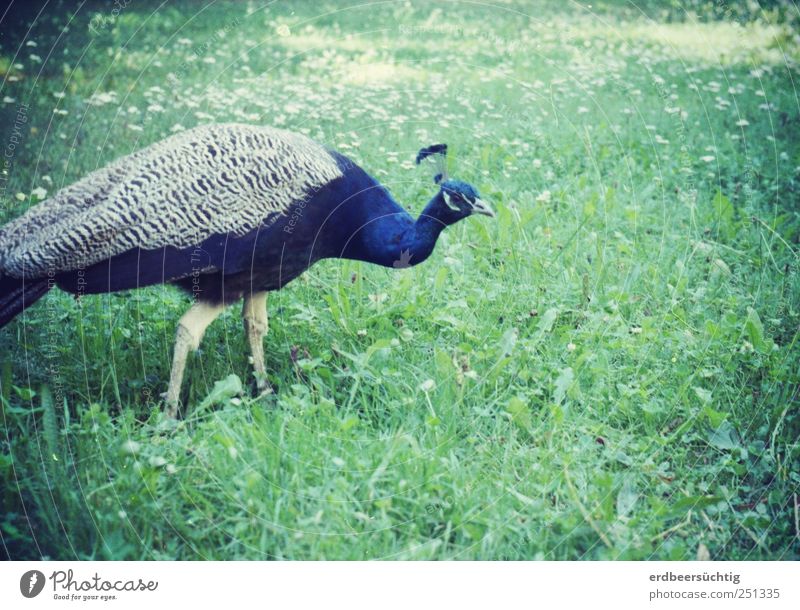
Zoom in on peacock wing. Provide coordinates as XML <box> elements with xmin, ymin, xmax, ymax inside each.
<box><xmin>0</xmin><ymin>124</ymin><xmax>343</xmax><ymax>278</ymax></box>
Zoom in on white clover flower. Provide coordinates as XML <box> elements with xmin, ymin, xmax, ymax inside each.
<box><xmin>31</xmin><ymin>187</ymin><xmax>47</xmax><ymax>200</ymax></box>
<box><xmin>86</xmin><ymin>91</ymin><xmax>117</xmax><ymax>106</ymax></box>
<box><xmin>120</xmin><ymin>440</ymin><xmax>140</xmax><ymax>455</ymax></box>
<box><xmin>419</xmin><ymin>379</ymin><xmax>435</xmax><ymax>392</ymax></box>
<box><xmin>536</xmin><ymin>190</ymin><xmax>551</xmax><ymax>203</ymax></box>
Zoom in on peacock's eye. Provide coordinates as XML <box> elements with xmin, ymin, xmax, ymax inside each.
<box><xmin>443</xmin><ymin>190</ymin><xmax>463</xmax><ymax>211</ymax></box>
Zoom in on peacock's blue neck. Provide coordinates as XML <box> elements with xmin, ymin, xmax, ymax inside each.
<box><xmin>339</xmin><ymin>196</ymin><xmax>447</xmax><ymax>269</ymax></box>
<box><xmin>320</xmin><ymin>152</ymin><xmax>450</xmax><ymax>269</ymax></box>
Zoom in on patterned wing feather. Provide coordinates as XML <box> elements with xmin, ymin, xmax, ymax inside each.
<box><xmin>0</xmin><ymin>123</ymin><xmax>342</xmax><ymax>278</ymax></box>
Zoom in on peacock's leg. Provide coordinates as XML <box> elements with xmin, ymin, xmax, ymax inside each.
<box><xmin>242</xmin><ymin>291</ymin><xmax>270</xmax><ymax>394</ymax></box>
<box><xmin>164</xmin><ymin>300</ymin><xmax>226</xmax><ymax>417</ymax></box>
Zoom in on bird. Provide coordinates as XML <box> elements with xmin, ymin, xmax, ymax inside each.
<box><xmin>0</xmin><ymin>123</ymin><xmax>494</xmax><ymax>417</ymax></box>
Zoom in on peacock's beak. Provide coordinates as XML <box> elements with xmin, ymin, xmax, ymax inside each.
<box><xmin>471</xmin><ymin>198</ymin><xmax>496</xmax><ymax>218</ymax></box>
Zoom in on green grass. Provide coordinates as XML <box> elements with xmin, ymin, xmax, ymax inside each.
<box><xmin>1</xmin><ymin>0</ymin><xmax>799</xmax><ymax>560</ymax></box>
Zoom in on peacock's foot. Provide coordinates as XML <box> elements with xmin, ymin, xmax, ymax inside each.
<box><xmin>160</xmin><ymin>391</ymin><xmax>181</xmax><ymax>419</ymax></box>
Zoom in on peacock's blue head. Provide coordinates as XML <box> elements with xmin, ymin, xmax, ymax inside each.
<box><xmin>433</xmin><ymin>179</ymin><xmax>495</xmax><ymax>224</ymax></box>
<box><xmin>415</xmin><ymin>144</ymin><xmax>495</xmax><ymax>225</ymax></box>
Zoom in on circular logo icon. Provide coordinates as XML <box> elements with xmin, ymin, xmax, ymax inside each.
<box><xmin>20</xmin><ymin>570</ymin><xmax>46</xmax><ymax>598</ymax></box>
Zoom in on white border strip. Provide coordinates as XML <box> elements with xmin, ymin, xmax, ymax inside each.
<box><xmin>2</xmin><ymin>561</ymin><xmax>799</xmax><ymax>609</ymax></box>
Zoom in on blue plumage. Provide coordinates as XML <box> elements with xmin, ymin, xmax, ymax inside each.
<box><xmin>52</xmin><ymin>147</ymin><xmax>493</xmax><ymax>303</ymax></box>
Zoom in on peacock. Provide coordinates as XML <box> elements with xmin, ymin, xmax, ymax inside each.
<box><xmin>0</xmin><ymin>123</ymin><xmax>494</xmax><ymax>416</ymax></box>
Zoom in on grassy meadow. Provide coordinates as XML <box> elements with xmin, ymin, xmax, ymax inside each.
<box><xmin>0</xmin><ymin>0</ymin><xmax>799</xmax><ymax>560</ymax></box>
